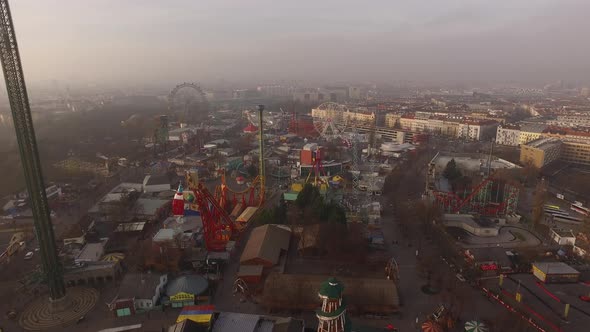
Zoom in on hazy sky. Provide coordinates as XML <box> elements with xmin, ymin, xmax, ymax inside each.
<box><xmin>8</xmin><ymin>0</ymin><xmax>590</xmax><ymax>86</ymax></box>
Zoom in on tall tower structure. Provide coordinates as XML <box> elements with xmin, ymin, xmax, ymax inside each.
<box><xmin>0</xmin><ymin>0</ymin><xmax>65</xmax><ymax>300</ymax></box>
<box><xmin>316</xmin><ymin>277</ymin><xmax>351</xmax><ymax>332</ymax></box>
<box><xmin>257</xmin><ymin>105</ymin><xmax>266</xmax><ymax>204</ymax></box>
<box><xmin>154</xmin><ymin>114</ymin><xmax>169</xmax><ymax>155</ymax></box>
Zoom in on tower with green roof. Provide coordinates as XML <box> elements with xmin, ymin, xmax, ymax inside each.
<box><xmin>316</xmin><ymin>277</ymin><xmax>351</xmax><ymax>332</ymax></box>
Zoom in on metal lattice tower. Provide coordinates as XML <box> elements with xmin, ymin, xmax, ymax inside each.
<box><xmin>0</xmin><ymin>0</ymin><xmax>65</xmax><ymax>300</ymax></box>
<box><xmin>257</xmin><ymin>105</ymin><xmax>266</xmax><ymax>204</ymax></box>
<box><xmin>350</xmin><ymin>126</ymin><xmax>360</xmax><ymax>210</ymax></box>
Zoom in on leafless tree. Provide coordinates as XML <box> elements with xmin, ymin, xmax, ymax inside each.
<box><xmin>531</xmin><ymin>180</ymin><xmax>547</xmax><ymax>230</ymax></box>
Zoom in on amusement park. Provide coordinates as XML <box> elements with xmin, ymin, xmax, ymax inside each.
<box><xmin>0</xmin><ymin>34</ymin><xmax>586</xmax><ymax>332</ymax></box>
<box><xmin>2</xmin><ymin>0</ymin><xmax>590</xmax><ymax>331</ymax></box>
<box><xmin>2</xmin><ymin>71</ymin><xmax>590</xmax><ymax>332</ymax></box>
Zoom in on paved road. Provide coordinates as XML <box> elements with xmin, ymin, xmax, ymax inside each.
<box><xmin>374</xmin><ymin>148</ymin><xmax>503</xmax><ymax>331</ymax></box>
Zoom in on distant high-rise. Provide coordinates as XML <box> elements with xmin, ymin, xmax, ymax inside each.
<box><xmin>348</xmin><ymin>86</ymin><xmax>361</xmax><ymax>100</ymax></box>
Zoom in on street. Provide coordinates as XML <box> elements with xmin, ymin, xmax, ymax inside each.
<box><xmin>375</xmin><ymin>147</ymin><xmax>501</xmax><ymax>331</ymax></box>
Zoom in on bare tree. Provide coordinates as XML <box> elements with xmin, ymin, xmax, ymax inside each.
<box><xmin>531</xmin><ymin>180</ymin><xmax>547</xmax><ymax>230</ymax></box>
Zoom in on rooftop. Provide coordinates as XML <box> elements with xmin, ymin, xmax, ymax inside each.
<box><xmin>211</xmin><ymin>312</ymin><xmax>304</xmax><ymax>332</ymax></box>
<box><xmin>551</xmin><ymin>228</ymin><xmax>575</xmax><ymax>238</ymax></box>
<box><xmin>135</xmin><ymin>198</ymin><xmax>170</xmax><ymax>216</ymax></box>
<box><xmin>543</xmin><ymin>126</ymin><xmax>590</xmax><ymax>138</ymax></box>
<box><xmin>521</xmin><ymin>123</ymin><xmax>548</xmax><ymax>133</ymax></box>
<box><xmin>262</xmin><ymin>273</ymin><xmax>399</xmax><ymax>314</ymax></box>
<box><xmin>163</xmin><ymin>215</ymin><xmax>203</xmax><ymax>234</ymax></box>
<box><xmin>432</xmin><ymin>153</ymin><xmax>519</xmax><ymax>174</ymax></box>
<box><xmin>240</xmin><ymin>224</ymin><xmax>291</xmax><ymax>266</ymax></box>
<box><xmin>114</xmin><ymin>222</ymin><xmax>146</xmax><ymax>233</ymax></box>
<box><xmin>111</xmin><ymin>182</ymin><xmax>143</xmax><ymax>193</ymax></box>
<box><xmin>118</xmin><ymin>272</ymin><xmax>166</xmax><ymax>300</ymax></box>
<box><xmin>144</xmin><ymin>174</ymin><xmax>171</xmax><ymax>186</ymax></box>
<box><xmin>533</xmin><ymin>262</ymin><xmax>579</xmax><ymax>275</ymax></box>
<box><xmin>76</xmin><ymin>241</ymin><xmax>106</xmax><ymax>262</ymax></box>
<box><xmin>500</xmin><ymin>124</ymin><xmax>521</xmax><ymax>130</ymax></box>
<box><xmin>154</xmin><ymin>228</ymin><xmax>176</xmax><ymax>242</ymax></box>
<box><xmin>62</xmin><ymin>223</ymin><xmax>85</xmax><ymax>239</ymax></box>
<box><xmin>168</xmin><ymin>319</ymin><xmax>207</xmax><ymax>332</ymax></box>
<box><xmin>166</xmin><ymin>275</ymin><xmax>208</xmax><ymax>297</ymax></box>
<box><xmin>461</xmin><ymin>119</ymin><xmax>497</xmax><ymax>126</ymax></box>
<box><xmin>525</xmin><ymin>137</ymin><xmax>562</xmax><ymax>149</ymax></box>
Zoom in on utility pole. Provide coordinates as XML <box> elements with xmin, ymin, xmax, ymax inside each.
<box><xmin>0</xmin><ymin>0</ymin><xmax>65</xmax><ymax>300</ymax></box>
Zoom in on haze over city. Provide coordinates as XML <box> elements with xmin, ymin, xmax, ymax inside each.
<box><xmin>6</xmin><ymin>0</ymin><xmax>590</xmax><ymax>86</ymax></box>
<box><xmin>2</xmin><ymin>1</ymin><xmax>590</xmax><ymax>332</ymax></box>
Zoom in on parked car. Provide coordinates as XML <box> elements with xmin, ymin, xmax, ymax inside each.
<box><xmin>579</xmin><ymin>295</ymin><xmax>590</xmax><ymax>302</ymax></box>
<box><xmin>24</xmin><ymin>251</ymin><xmax>33</xmax><ymax>260</ymax></box>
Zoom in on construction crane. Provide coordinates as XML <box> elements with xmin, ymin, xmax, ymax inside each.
<box><xmin>0</xmin><ymin>0</ymin><xmax>66</xmax><ymax>300</ymax></box>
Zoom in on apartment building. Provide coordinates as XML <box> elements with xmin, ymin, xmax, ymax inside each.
<box><xmin>561</xmin><ymin>141</ymin><xmax>590</xmax><ymax>165</ymax></box>
<box><xmin>520</xmin><ymin>138</ymin><xmax>562</xmax><ymax>168</ymax></box>
<box><xmin>311</xmin><ymin>106</ymin><xmax>340</xmax><ymax>122</ymax></box>
<box><xmin>311</xmin><ymin>106</ymin><xmax>376</xmax><ymax>126</ymax></box>
<box><xmin>496</xmin><ymin>125</ymin><xmax>521</xmax><ymax>146</ymax></box>
<box><xmin>542</xmin><ymin>127</ymin><xmax>590</xmax><ymax>144</ymax></box>
<box><xmin>518</xmin><ymin>123</ymin><xmax>547</xmax><ymax>145</ymax></box>
<box><xmin>343</xmin><ymin>109</ymin><xmax>375</xmax><ymax>126</ymax></box>
<box><xmin>398</xmin><ymin>114</ymin><xmax>497</xmax><ymax>141</ymax></box>
<box><xmin>547</xmin><ymin>114</ymin><xmax>590</xmax><ymax>128</ymax></box>
<box><xmin>385</xmin><ymin>113</ymin><xmax>402</xmax><ymax>128</ymax></box>
<box><xmin>399</xmin><ymin>115</ymin><xmax>428</xmax><ymax>132</ymax></box>
<box><xmin>457</xmin><ymin>120</ymin><xmax>498</xmax><ymax>141</ymax></box>
<box><xmin>469</xmin><ymin>112</ymin><xmax>506</xmax><ymax>124</ymax></box>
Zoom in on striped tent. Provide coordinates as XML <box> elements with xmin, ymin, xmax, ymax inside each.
<box><xmin>421</xmin><ymin>321</ymin><xmax>443</xmax><ymax>332</ymax></box>
<box><xmin>176</xmin><ymin>305</ymin><xmax>215</xmax><ymax>324</ymax></box>
<box><xmin>464</xmin><ymin>321</ymin><xmax>488</xmax><ymax>332</ymax></box>
<box><xmin>101</xmin><ymin>252</ymin><xmax>125</xmax><ymax>262</ymax></box>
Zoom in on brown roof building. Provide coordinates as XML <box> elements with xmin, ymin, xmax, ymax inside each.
<box><xmin>261</xmin><ymin>273</ymin><xmax>399</xmax><ymax>314</ymax></box>
<box><xmin>240</xmin><ymin>224</ymin><xmax>291</xmax><ymax>267</ymax></box>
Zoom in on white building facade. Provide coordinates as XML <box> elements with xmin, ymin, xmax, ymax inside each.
<box><xmin>496</xmin><ymin>126</ymin><xmax>521</xmax><ymax>146</ymax></box>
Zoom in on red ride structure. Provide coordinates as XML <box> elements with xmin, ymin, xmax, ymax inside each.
<box><xmin>191</xmin><ymin>181</ymin><xmax>235</xmax><ymax>251</ymax></box>
<box><xmin>431</xmin><ymin>176</ymin><xmax>520</xmax><ymax>216</ymax></box>
<box><xmin>185</xmin><ymin>169</ymin><xmax>264</xmax><ymax>251</ymax></box>
<box><xmin>214</xmin><ymin>172</ymin><xmax>262</xmax><ymax>212</ymax></box>
<box><xmin>288</xmin><ymin>113</ymin><xmax>318</xmax><ymax>137</ymax></box>
<box><xmin>182</xmin><ymin>105</ymin><xmax>266</xmax><ymax>251</ymax></box>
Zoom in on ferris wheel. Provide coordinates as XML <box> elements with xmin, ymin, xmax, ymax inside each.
<box><xmin>312</xmin><ymin>102</ymin><xmax>349</xmax><ymax>140</ymax></box>
<box><xmin>168</xmin><ymin>82</ymin><xmax>208</xmax><ymax>122</ymax></box>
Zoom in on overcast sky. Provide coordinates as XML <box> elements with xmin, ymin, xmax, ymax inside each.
<box><xmin>8</xmin><ymin>0</ymin><xmax>590</xmax><ymax>86</ymax></box>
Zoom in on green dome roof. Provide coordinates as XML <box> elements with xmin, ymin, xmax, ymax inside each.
<box><xmin>319</xmin><ymin>277</ymin><xmax>344</xmax><ymax>299</ymax></box>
